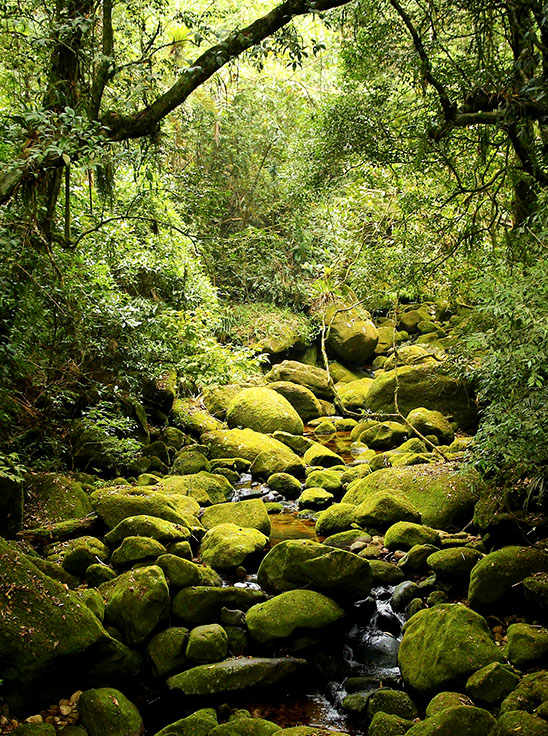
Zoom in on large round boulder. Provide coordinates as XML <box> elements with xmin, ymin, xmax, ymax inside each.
<box><xmin>227</xmin><ymin>387</ymin><xmax>304</xmax><ymax>435</ymax></box>
<box><xmin>325</xmin><ymin>304</ymin><xmax>378</xmax><ymax>363</ymax></box>
<box><xmin>200</xmin><ymin>499</ymin><xmax>271</xmax><ymax>536</ymax></box>
<box><xmin>78</xmin><ymin>687</ymin><xmax>144</xmax><ymax>736</ymax></box>
<box><xmin>398</xmin><ymin>603</ymin><xmax>504</xmax><ymax>694</ymax></box>
<box><xmin>265</xmin><ymin>360</ymin><xmax>334</xmax><ymax>399</ymax></box>
<box><xmin>199</xmin><ymin>523</ymin><xmax>268</xmax><ymax>570</ymax></box>
<box><xmin>266</xmin><ymin>381</ymin><xmax>323</xmax><ymax>422</ymax></box>
<box><xmin>366</xmin><ymin>364</ymin><xmax>477</xmax><ymax>431</ymax></box>
<box><xmin>257</xmin><ymin>539</ymin><xmax>372</xmax><ymax>600</ymax></box>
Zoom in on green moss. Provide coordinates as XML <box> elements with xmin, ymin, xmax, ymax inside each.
<box><xmin>47</xmin><ymin>536</ymin><xmax>109</xmax><ymax>578</ymax></box>
<box><xmin>355</xmin><ymin>490</ymin><xmax>421</xmax><ymax>529</ymax></box>
<box><xmin>361</xmin><ymin>422</ymin><xmax>409</xmax><ymax>450</ymax></box>
<box><xmin>250</xmin><ymin>449</ymin><xmax>305</xmax><ymax>479</ymax></box>
<box><xmin>23</xmin><ymin>473</ymin><xmax>92</xmax><ymax>527</ymax></box>
<box><xmin>199</xmin><ymin>523</ymin><xmax>268</xmax><ymax>570</ymax></box>
<box><xmin>398</xmin><ymin>603</ymin><xmax>503</xmax><ymax>694</ymax></box>
<box><xmin>325</xmin><ymin>303</ymin><xmax>378</xmax><ymax>363</ymax></box>
<box><xmin>267</xmin><ymin>472</ymin><xmax>301</xmax><ymax>499</ymax></box>
<box><xmin>315</xmin><ymin>503</ymin><xmax>358</xmax><ymax>536</ymax></box>
<box><xmin>404</xmin><ymin>705</ymin><xmax>496</xmax><ymax>736</ymax></box>
<box><xmin>465</xmin><ymin>661</ymin><xmax>519</xmax><ymax>704</ymax></box>
<box><xmin>160</xmin><ymin>471</ymin><xmax>232</xmax><ymax>506</ymax></box>
<box><xmin>425</xmin><ymin>692</ymin><xmax>474</xmax><ymax>717</ymax></box>
<box><xmin>171</xmin><ymin>450</ymin><xmax>211</xmax><ymax>475</ymax></box>
<box><xmin>337</xmin><ymin>378</ymin><xmax>374</xmax><ymax>412</ymax></box>
<box><xmin>505</xmin><ymin>623</ymin><xmax>548</xmax><ymax>667</ymax></box>
<box><xmin>171</xmin><ymin>399</ymin><xmax>223</xmax><ymax>435</ymax></box>
<box><xmin>384</xmin><ymin>522</ymin><xmax>440</xmax><ymax>550</ymax></box>
<box><xmin>91</xmin><ymin>487</ymin><xmax>201</xmax><ymax>528</ymax></box>
<box><xmin>227</xmin><ymin>387</ymin><xmax>304</xmax><ymax>435</ymax></box>
<box><xmin>147</xmin><ymin>627</ymin><xmax>188</xmax><ymax>678</ymax></box>
<box><xmin>172</xmin><ymin>586</ymin><xmax>265</xmax><ymax>625</ymax></box>
<box><xmin>427</xmin><ymin>547</ymin><xmax>484</xmax><ymax>579</ymax></box>
<box><xmin>105</xmin><ymin>515</ymin><xmax>192</xmax><ymax>547</ymax></box>
<box><xmin>305</xmin><ymin>469</ymin><xmax>343</xmax><ymax>494</ymax></box>
<box><xmin>111</xmin><ymin>536</ymin><xmax>167</xmax><ymax>568</ymax></box>
<box><xmin>265</xmin><ymin>360</ymin><xmax>334</xmax><ymax>400</ymax></box>
<box><xmin>369</xmin><ymin>559</ymin><xmax>406</xmax><ymax>585</ymax></box>
<box><xmin>303</xmin><ymin>443</ymin><xmax>344</xmax><ymax>468</ymax></box>
<box><xmin>368</xmin><ymin>712</ymin><xmax>414</xmax><ymax>736</ymax></box>
<box><xmin>78</xmin><ymin>687</ymin><xmax>144</xmax><ymax>736</ymax></box>
<box><xmin>406</xmin><ymin>408</ymin><xmax>454</xmax><ymax>445</ymax></box>
<box><xmin>367</xmin><ymin>689</ymin><xmax>418</xmax><ymax>721</ymax></box>
<box><xmin>186</xmin><ymin>623</ymin><xmax>228</xmax><ymax>663</ymax></box>
<box><xmin>495</xmin><ymin>711</ymin><xmax>548</xmax><ymax>736</ymax></box>
<box><xmin>298</xmin><ymin>487</ymin><xmax>334</xmax><ymax>510</ymax></box>
<box><xmin>500</xmin><ymin>670</ymin><xmax>548</xmax><ymax>713</ymax></box>
<box><xmin>209</xmin><ymin>716</ymin><xmax>281</xmax><ymax>736</ymax></box>
<box><xmin>267</xmin><ymin>381</ymin><xmax>323</xmax><ymax>422</ymax></box>
<box><xmin>200</xmin><ymin>499</ymin><xmax>271</xmax><ymax>536</ymax></box>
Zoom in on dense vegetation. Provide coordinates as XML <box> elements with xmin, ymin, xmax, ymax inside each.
<box><xmin>0</xmin><ymin>0</ymin><xmax>547</xmax><ymax>497</ymax></box>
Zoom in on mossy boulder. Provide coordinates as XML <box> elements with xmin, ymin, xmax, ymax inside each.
<box><xmin>366</xmin><ymin>364</ymin><xmax>476</xmax><ymax>431</ymax></box>
<box><xmin>157</xmin><ymin>554</ymin><xmax>222</xmax><ymax>588</ymax></box>
<box><xmin>369</xmin><ymin>559</ymin><xmax>406</xmax><ymax>585</ymax></box>
<box><xmin>203</xmin><ymin>384</ymin><xmax>244</xmax><ymax>419</ymax></box>
<box><xmin>466</xmin><ymin>662</ymin><xmax>519</xmax><ymax>705</ymax></box>
<box><xmin>427</xmin><ymin>547</ymin><xmax>484</xmax><ymax>580</ymax></box>
<box><xmin>384</xmin><ymin>521</ymin><xmax>440</xmax><ymax>550</ymax></box>
<box><xmin>329</xmin><ymin>362</ymin><xmax>361</xmax><ymax>383</ymax></box>
<box><xmin>398</xmin><ymin>309</ymin><xmax>431</xmax><ymax>334</ymax></box>
<box><xmin>246</xmin><ymin>589</ymin><xmax>344</xmax><ymax>645</ymax></box>
<box><xmin>325</xmin><ymin>304</ymin><xmax>378</xmax><ymax>363</ymax></box>
<box><xmin>337</xmin><ymin>379</ymin><xmax>374</xmax><ymax>412</ymax></box>
<box><xmin>170</xmin><ymin>450</ymin><xmax>211</xmax><ymax>476</ymax></box>
<box><xmin>167</xmin><ymin>657</ymin><xmax>307</xmax><ymax>695</ymax></box>
<box><xmin>209</xmin><ymin>714</ymin><xmax>281</xmax><ymax>736</ymax></box>
<box><xmin>172</xmin><ymin>586</ymin><xmax>265</xmax><ymax>625</ymax></box>
<box><xmin>186</xmin><ymin>624</ymin><xmax>228</xmax><ymax>663</ymax></box>
<box><xmin>0</xmin><ymin>538</ymin><xmax>139</xmax><ymax>711</ymax></box>
<box><xmin>105</xmin><ymin>515</ymin><xmax>192</xmax><ymax>547</ymax></box>
<box><xmin>47</xmin><ymin>535</ymin><xmax>109</xmax><ymax>578</ymax></box>
<box><xmin>425</xmin><ymin>692</ymin><xmax>474</xmax><ymax>717</ymax></box>
<box><xmin>78</xmin><ymin>687</ymin><xmax>144</xmax><ymax>736</ymax></box>
<box><xmin>147</xmin><ymin>627</ymin><xmax>188</xmax><ymax>678</ymax></box>
<box><xmin>251</xmin><ymin>449</ymin><xmax>305</xmax><ymax>479</ymax></box>
<box><xmin>11</xmin><ymin>725</ymin><xmax>57</xmax><ymax>735</ymax></box>
<box><xmin>315</xmin><ymin>503</ymin><xmax>357</xmax><ymax>536</ymax></box>
<box><xmin>355</xmin><ymin>490</ymin><xmax>421</xmax><ymax>529</ymax></box>
<box><xmin>505</xmin><ymin>623</ymin><xmax>548</xmax><ymax>667</ymax></box>
<box><xmin>227</xmin><ymin>387</ymin><xmax>304</xmax><ymax>435</ymax></box>
<box><xmin>266</xmin><ymin>381</ymin><xmax>323</xmax><ymax>422</ymax></box>
<box><xmin>367</xmin><ymin>689</ymin><xmax>419</xmax><ymax>721</ymax></box>
<box><xmin>199</xmin><ymin>523</ymin><xmax>268</xmax><ymax>570</ymax></box>
<box><xmin>267</xmin><ymin>472</ymin><xmax>301</xmax><ymax>499</ymax></box>
<box><xmin>468</xmin><ymin>546</ymin><xmax>548</xmax><ymax>611</ymax></box>
<box><xmin>171</xmin><ymin>399</ymin><xmax>223</xmax><ymax>435</ymax></box>
<box><xmin>524</xmin><ymin>572</ymin><xmax>548</xmax><ymax>622</ymax></box>
<box><xmin>298</xmin><ymin>487</ymin><xmax>334</xmax><ymax>510</ymax></box>
<box><xmin>100</xmin><ymin>565</ymin><xmax>170</xmax><ymax>645</ymax></box>
<box><xmin>257</xmin><ymin>539</ymin><xmax>372</xmax><ymax>600</ymax></box>
<box><xmin>111</xmin><ymin>536</ymin><xmax>167</xmax><ymax>569</ymax></box>
<box><xmin>272</xmin><ymin>432</ymin><xmax>315</xmax><ymax>455</ymax></box>
<box><xmin>342</xmin><ymin>464</ymin><xmax>483</xmax><ymax>530</ymax></box>
<box><xmin>368</xmin><ymin>712</ymin><xmax>414</xmax><ymax>736</ymax></box>
<box><xmin>398</xmin><ymin>603</ymin><xmax>504</xmax><ymax>694</ymax></box>
<box><xmin>200</xmin><ymin>499</ymin><xmax>271</xmax><ymax>536</ymax></box>
<box><xmin>404</xmin><ymin>705</ymin><xmax>496</xmax><ymax>735</ymax></box>
<box><xmin>406</xmin><ymin>408</ymin><xmax>454</xmax><ymax>445</ymax></box>
<box><xmin>265</xmin><ymin>360</ymin><xmax>334</xmax><ymax>400</ymax></box>
<box><xmin>384</xmin><ymin>345</ymin><xmax>434</xmax><ymax>370</ymax></box>
<box><xmin>203</xmin><ymin>428</ymin><xmax>302</xmax><ymax>468</ymax></box>
<box><xmin>303</xmin><ymin>443</ymin><xmax>344</xmax><ymax>469</ymax></box>
<box><xmin>500</xmin><ymin>670</ymin><xmax>548</xmax><ymax>714</ymax></box>
<box><xmin>495</xmin><ymin>711</ymin><xmax>548</xmax><ymax>736</ymax></box>
<box><xmin>361</xmin><ymin>422</ymin><xmax>409</xmax><ymax>451</ymax></box>
<box><xmin>153</xmin><ymin>709</ymin><xmax>218</xmax><ymax>736</ymax></box>
<box><xmin>23</xmin><ymin>473</ymin><xmax>92</xmax><ymax>527</ymax></box>
<box><xmin>398</xmin><ymin>543</ymin><xmax>440</xmax><ymax>573</ymax></box>
<box><xmin>91</xmin><ymin>488</ymin><xmax>198</xmax><ymax>528</ymax></box>
<box><xmin>159</xmin><ymin>471</ymin><xmax>232</xmax><ymax>506</ymax></box>
<box><xmin>305</xmin><ymin>469</ymin><xmax>343</xmax><ymax>494</ymax></box>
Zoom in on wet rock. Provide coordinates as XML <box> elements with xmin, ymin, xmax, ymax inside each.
<box><xmin>267</xmin><ymin>381</ymin><xmax>323</xmax><ymax>422</ymax></box>
<box><xmin>504</xmin><ymin>623</ymin><xmax>548</xmax><ymax>667</ymax></box>
<box><xmin>158</xmin><ymin>471</ymin><xmax>232</xmax><ymax>507</ymax></box>
<box><xmin>91</xmin><ymin>488</ymin><xmax>200</xmax><ymax>528</ymax></box>
<box><xmin>172</xmin><ymin>586</ymin><xmax>265</xmax><ymax>625</ymax></box>
<box><xmin>227</xmin><ymin>387</ymin><xmax>304</xmax><ymax>436</ymax></box>
<box><xmin>111</xmin><ymin>537</ymin><xmax>167</xmax><ymax>569</ymax></box>
<box><xmin>466</xmin><ymin>662</ymin><xmax>519</xmax><ymax>705</ymax></box>
<box><xmin>398</xmin><ymin>603</ymin><xmax>503</xmax><ymax>694</ymax></box>
<box><xmin>305</xmin><ymin>469</ymin><xmax>343</xmax><ymax>495</ymax></box>
<box><xmin>405</xmin><ymin>705</ymin><xmax>496</xmax><ymax>735</ymax></box>
<box><xmin>100</xmin><ymin>565</ymin><xmax>170</xmax><ymax>645</ymax></box>
<box><xmin>186</xmin><ymin>624</ymin><xmax>228</xmax><ymax>663</ymax></box>
<box><xmin>105</xmin><ymin>515</ymin><xmax>192</xmax><ymax>547</ymax></box>
<box><xmin>200</xmin><ymin>499</ymin><xmax>271</xmax><ymax>536</ymax></box>
<box><xmin>406</xmin><ymin>408</ymin><xmax>454</xmax><ymax>445</ymax></box>
<box><xmin>469</xmin><ymin>546</ymin><xmax>548</xmax><ymax>611</ymax></box>
<box><xmin>495</xmin><ymin>711</ymin><xmax>548</xmax><ymax>736</ymax></box>
<box><xmin>315</xmin><ymin>503</ymin><xmax>358</xmax><ymax>536</ymax></box>
<box><xmin>246</xmin><ymin>589</ymin><xmax>345</xmax><ymax>644</ymax></box>
<box><xmin>360</xmin><ymin>422</ymin><xmax>409</xmax><ymax>451</ymax></box>
<box><xmin>257</xmin><ymin>539</ymin><xmax>372</xmax><ymax>600</ymax></box>
<box><xmin>199</xmin><ymin>523</ymin><xmax>268</xmax><ymax>570</ymax></box>
<box><xmin>147</xmin><ymin>627</ymin><xmax>188</xmax><ymax>678</ymax></box>
<box><xmin>384</xmin><ymin>522</ymin><xmax>440</xmax><ymax>551</ymax></box>
<box><xmin>167</xmin><ymin>657</ymin><xmax>307</xmax><ymax>695</ymax></box>
<box><xmin>355</xmin><ymin>490</ymin><xmax>421</xmax><ymax>529</ymax></box>
<box><xmin>78</xmin><ymin>687</ymin><xmax>144</xmax><ymax>736</ymax></box>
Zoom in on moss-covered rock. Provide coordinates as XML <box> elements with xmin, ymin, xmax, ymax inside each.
<box><xmin>369</xmin><ymin>559</ymin><xmax>406</xmax><ymax>585</ymax></box>
<box><xmin>209</xmin><ymin>714</ymin><xmax>281</xmax><ymax>736</ymax></box>
<box><xmin>398</xmin><ymin>603</ymin><xmax>504</xmax><ymax>694</ymax></box>
<box><xmin>406</xmin><ymin>408</ymin><xmax>454</xmax><ymax>445</ymax></box>
<box><xmin>325</xmin><ymin>303</ymin><xmax>378</xmax><ymax>363</ymax></box>
<box><xmin>355</xmin><ymin>490</ymin><xmax>421</xmax><ymax>529</ymax></box>
<box><xmin>11</xmin><ymin>725</ymin><xmax>57</xmax><ymax>735</ymax></box>
<box><xmin>303</xmin><ymin>443</ymin><xmax>344</xmax><ymax>468</ymax></box>
<box><xmin>251</xmin><ymin>449</ymin><xmax>306</xmax><ymax>479</ymax></box>
<box><xmin>504</xmin><ymin>623</ymin><xmax>548</xmax><ymax>667</ymax></box>
<box><xmin>366</xmin><ymin>364</ymin><xmax>476</xmax><ymax>431</ymax></box>
<box><xmin>91</xmin><ymin>487</ymin><xmax>199</xmax><ymax>528</ymax></box>
<box><xmin>265</xmin><ymin>360</ymin><xmax>334</xmax><ymax>400</ymax></box>
<box><xmin>398</xmin><ymin>544</ymin><xmax>440</xmax><ymax>573</ymax></box>
<box><xmin>100</xmin><ymin>565</ymin><xmax>170</xmax><ymax>645</ymax></box>
<box><xmin>78</xmin><ymin>687</ymin><xmax>144</xmax><ymax>736</ymax></box>
<box><xmin>267</xmin><ymin>472</ymin><xmax>301</xmax><ymax>499</ymax></box>
<box><xmin>304</xmin><ymin>469</ymin><xmax>343</xmax><ymax>495</ymax></box>
<box><xmin>495</xmin><ymin>711</ymin><xmax>548</xmax><ymax>736</ymax></box>
<box><xmin>170</xmin><ymin>450</ymin><xmax>211</xmax><ymax>476</ymax></box>
<box><xmin>368</xmin><ymin>712</ymin><xmax>414</xmax><ymax>736</ymax></box>
<box><xmin>246</xmin><ymin>589</ymin><xmax>344</xmax><ymax>645</ymax></box>
<box><xmin>147</xmin><ymin>627</ymin><xmax>188</xmax><ymax>678</ymax></box>
<box><xmin>23</xmin><ymin>473</ymin><xmax>92</xmax><ymax>528</ymax></box>
<box><xmin>298</xmin><ymin>487</ymin><xmax>334</xmax><ymax>510</ymax></box>
<box><xmin>172</xmin><ymin>586</ymin><xmax>265</xmax><ymax>625</ymax></box>
<box><xmin>0</xmin><ymin>538</ymin><xmax>140</xmax><ymax>711</ymax></box>
<box><xmin>425</xmin><ymin>692</ymin><xmax>474</xmax><ymax>717</ymax></box>
<box><xmin>203</xmin><ymin>384</ymin><xmax>244</xmax><ymax>420</ymax></box>
<box><xmin>469</xmin><ymin>546</ymin><xmax>548</xmax><ymax>611</ymax></box>
<box><xmin>272</xmin><ymin>432</ymin><xmax>315</xmax><ymax>455</ymax></box>
<box><xmin>315</xmin><ymin>503</ymin><xmax>357</xmax><ymax>536</ymax></box>
<box><xmin>159</xmin><ymin>471</ymin><xmax>232</xmax><ymax>507</ymax></box>
<box><xmin>199</xmin><ymin>523</ymin><xmax>268</xmax><ymax>570</ymax></box>
<box><xmin>384</xmin><ymin>345</ymin><xmax>434</xmax><ymax>370</ymax></box>
<box><xmin>86</xmin><ymin>563</ymin><xmax>117</xmax><ymax>586</ymax></box>
<box><xmin>466</xmin><ymin>662</ymin><xmax>519</xmax><ymax>704</ymax></box>
<box><xmin>171</xmin><ymin>399</ymin><xmax>223</xmax><ymax>435</ymax></box>
<box><xmin>200</xmin><ymin>499</ymin><xmax>271</xmax><ymax>536</ymax></box>
<box><xmin>427</xmin><ymin>547</ymin><xmax>484</xmax><ymax>580</ymax></box>
<box><xmin>404</xmin><ymin>705</ymin><xmax>496</xmax><ymax>735</ymax></box>
<box><xmin>524</xmin><ymin>572</ymin><xmax>548</xmax><ymax>622</ymax></box>
<box><xmin>361</xmin><ymin>422</ymin><xmax>409</xmax><ymax>451</ymax></box>
<box><xmin>266</xmin><ymin>381</ymin><xmax>323</xmax><ymax>422</ymax></box>
<box><xmin>203</xmin><ymin>428</ymin><xmax>296</xmax><ymax>464</ymax></box>
<box><xmin>77</xmin><ymin>588</ymin><xmax>106</xmax><ymax>622</ymax></box>
<box><xmin>105</xmin><ymin>515</ymin><xmax>192</xmax><ymax>547</ymax></box>
<box><xmin>227</xmin><ymin>387</ymin><xmax>304</xmax><ymax>436</ymax></box>
<box><xmin>337</xmin><ymin>378</ymin><xmax>375</xmax><ymax>412</ymax></box>
<box><xmin>398</xmin><ymin>309</ymin><xmax>431</xmax><ymax>334</ymax></box>
<box><xmin>153</xmin><ymin>709</ymin><xmax>219</xmax><ymax>736</ymax></box>
<box><xmin>46</xmin><ymin>535</ymin><xmax>109</xmax><ymax>578</ymax></box>
<box><xmin>384</xmin><ymin>521</ymin><xmax>440</xmax><ymax>550</ymax></box>
<box><xmin>342</xmin><ymin>464</ymin><xmax>482</xmax><ymax>530</ymax></box>
<box><xmin>157</xmin><ymin>554</ymin><xmax>222</xmax><ymax>588</ymax></box>
<box><xmin>111</xmin><ymin>536</ymin><xmax>167</xmax><ymax>569</ymax></box>
<box><xmin>186</xmin><ymin>624</ymin><xmax>228</xmax><ymax>663</ymax></box>
<box><xmin>367</xmin><ymin>689</ymin><xmax>418</xmax><ymax>721</ymax></box>
<box><xmin>257</xmin><ymin>539</ymin><xmax>372</xmax><ymax>600</ymax></box>
<box><xmin>167</xmin><ymin>657</ymin><xmax>307</xmax><ymax>695</ymax></box>
<box><xmin>500</xmin><ymin>670</ymin><xmax>548</xmax><ymax>713</ymax></box>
